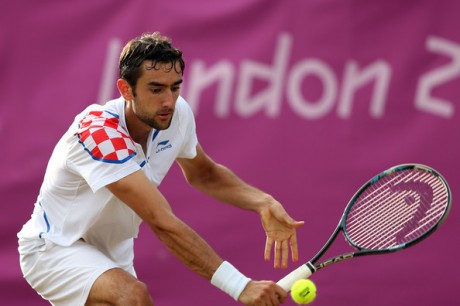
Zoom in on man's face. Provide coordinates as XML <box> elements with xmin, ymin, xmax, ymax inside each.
<box><xmin>131</xmin><ymin>61</ymin><xmax>183</xmax><ymax>130</ymax></box>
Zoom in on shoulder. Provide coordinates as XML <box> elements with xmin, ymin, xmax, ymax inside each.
<box><xmin>176</xmin><ymin>96</ymin><xmax>194</xmax><ymax>116</ymax></box>
<box><xmin>75</xmin><ymin>104</ymin><xmax>136</xmax><ymax>163</ymax></box>
<box><xmin>174</xmin><ymin>96</ymin><xmax>196</xmax><ymax>127</ymax></box>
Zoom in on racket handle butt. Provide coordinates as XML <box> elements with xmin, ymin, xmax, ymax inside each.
<box><xmin>276</xmin><ymin>263</ymin><xmax>314</xmax><ymax>291</ymax></box>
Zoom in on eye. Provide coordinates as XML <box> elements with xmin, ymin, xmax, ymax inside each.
<box><xmin>151</xmin><ymin>88</ymin><xmax>162</xmax><ymax>94</ymax></box>
<box><xmin>172</xmin><ymin>86</ymin><xmax>181</xmax><ymax>92</ymax></box>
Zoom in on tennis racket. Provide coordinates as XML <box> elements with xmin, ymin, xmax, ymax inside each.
<box><xmin>277</xmin><ymin>163</ymin><xmax>451</xmax><ymax>291</ymax></box>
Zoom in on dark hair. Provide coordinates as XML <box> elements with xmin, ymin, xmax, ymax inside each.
<box><xmin>119</xmin><ymin>32</ymin><xmax>185</xmax><ymax>89</ymax></box>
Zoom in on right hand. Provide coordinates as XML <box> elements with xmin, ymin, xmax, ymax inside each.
<box><xmin>238</xmin><ymin>280</ymin><xmax>287</xmax><ymax>305</ymax></box>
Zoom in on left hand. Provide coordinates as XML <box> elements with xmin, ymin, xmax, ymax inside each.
<box><xmin>260</xmin><ymin>200</ymin><xmax>304</xmax><ymax>269</ymax></box>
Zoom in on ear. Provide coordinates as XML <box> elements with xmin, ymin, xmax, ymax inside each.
<box><xmin>117</xmin><ymin>79</ymin><xmax>134</xmax><ymax>100</ymax></box>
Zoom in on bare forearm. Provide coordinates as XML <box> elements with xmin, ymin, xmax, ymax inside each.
<box><xmin>150</xmin><ymin>214</ymin><xmax>223</xmax><ymax>280</ymax></box>
<box><xmin>107</xmin><ymin>171</ymin><xmax>223</xmax><ymax>280</ymax></box>
<box><xmin>188</xmin><ymin>162</ymin><xmax>273</xmax><ymax>212</ymax></box>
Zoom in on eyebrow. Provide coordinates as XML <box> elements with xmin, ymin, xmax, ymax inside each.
<box><xmin>147</xmin><ymin>79</ymin><xmax>183</xmax><ymax>87</ymax></box>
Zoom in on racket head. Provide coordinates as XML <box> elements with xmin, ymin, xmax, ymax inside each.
<box><xmin>342</xmin><ymin>164</ymin><xmax>451</xmax><ymax>254</ymax></box>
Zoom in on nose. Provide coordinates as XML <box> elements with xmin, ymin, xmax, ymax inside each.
<box><xmin>162</xmin><ymin>89</ymin><xmax>175</xmax><ymax>108</ymax></box>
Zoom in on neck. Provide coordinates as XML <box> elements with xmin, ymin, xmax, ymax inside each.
<box><xmin>124</xmin><ymin>100</ymin><xmax>151</xmax><ymax>151</ymax></box>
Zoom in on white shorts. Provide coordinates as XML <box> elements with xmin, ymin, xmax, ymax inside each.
<box><xmin>18</xmin><ymin>239</ymin><xmax>136</xmax><ymax>306</ymax></box>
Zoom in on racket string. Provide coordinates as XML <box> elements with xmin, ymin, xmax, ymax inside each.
<box><xmin>353</xmin><ymin>186</ymin><xmax>445</xmax><ymax>248</ymax></box>
<box><xmin>350</xmin><ymin>183</ymin><xmax>446</xmax><ymax>248</ymax></box>
<box><xmin>349</xmin><ymin>191</ymin><xmax>418</xmax><ymax>248</ymax></box>
<box><xmin>344</xmin><ymin>169</ymin><xmax>448</xmax><ymax>250</ymax></box>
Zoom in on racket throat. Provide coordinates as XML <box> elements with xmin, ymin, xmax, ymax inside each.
<box><xmin>316</xmin><ymin>253</ymin><xmax>355</xmax><ymax>270</ymax></box>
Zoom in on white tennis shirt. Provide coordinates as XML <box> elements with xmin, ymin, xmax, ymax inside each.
<box><xmin>18</xmin><ymin>96</ymin><xmax>198</xmax><ymax>266</ymax></box>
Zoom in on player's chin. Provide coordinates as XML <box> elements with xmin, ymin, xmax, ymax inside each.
<box><xmin>154</xmin><ymin>117</ymin><xmax>173</xmax><ymax>130</ymax></box>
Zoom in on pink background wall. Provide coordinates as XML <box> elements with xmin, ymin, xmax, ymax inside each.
<box><xmin>2</xmin><ymin>0</ymin><xmax>459</xmax><ymax>305</ymax></box>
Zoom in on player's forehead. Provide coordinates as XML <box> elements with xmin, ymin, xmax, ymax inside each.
<box><xmin>141</xmin><ymin>60</ymin><xmax>182</xmax><ymax>74</ymax></box>
<box><xmin>138</xmin><ymin>60</ymin><xmax>183</xmax><ymax>85</ymax></box>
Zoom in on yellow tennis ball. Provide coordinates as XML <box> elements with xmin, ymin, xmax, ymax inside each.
<box><xmin>290</xmin><ymin>279</ymin><xmax>317</xmax><ymax>304</ymax></box>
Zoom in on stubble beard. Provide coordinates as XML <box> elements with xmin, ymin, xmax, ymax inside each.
<box><xmin>137</xmin><ymin>110</ymin><xmax>174</xmax><ymax>130</ymax></box>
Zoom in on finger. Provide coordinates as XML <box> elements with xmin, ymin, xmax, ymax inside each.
<box><xmin>270</xmin><ymin>292</ymin><xmax>281</xmax><ymax>306</ymax></box>
<box><xmin>281</xmin><ymin>240</ymin><xmax>289</xmax><ymax>268</ymax></box>
<box><xmin>264</xmin><ymin>237</ymin><xmax>273</xmax><ymax>262</ymax></box>
<box><xmin>267</xmin><ymin>283</ymin><xmax>282</xmax><ymax>306</ymax></box>
<box><xmin>275</xmin><ymin>284</ymin><xmax>288</xmax><ymax>304</ymax></box>
<box><xmin>283</xmin><ymin>216</ymin><xmax>305</xmax><ymax>228</ymax></box>
<box><xmin>292</xmin><ymin>220</ymin><xmax>305</xmax><ymax>228</ymax></box>
<box><xmin>289</xmin><ymin>232</ymin><xmax>299</xmax><ymax>262</ymax></box>
<box><xmin>274</xmin><ymin>240</ymin><xmax>281</xmax><ymax>268</ymax></box>
<box><xmin>276</xmin><ymin>208</ymin><xmax>304</xmax><ymax>227</ymax></box>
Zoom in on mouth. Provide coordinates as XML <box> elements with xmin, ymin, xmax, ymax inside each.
<box><xmin>157</xmin><ymin>113</ymin><xmax>171</xmax><ymax>121</ymax></box>
<box><xmin>157</xmin><ymin>110</ymin><xmax>173</xmax><ymax>121</ymax></box>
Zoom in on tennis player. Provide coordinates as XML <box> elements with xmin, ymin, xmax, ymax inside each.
<box><xmin>17</xmin><ymin>32</ymin><xmax>304</xmax><ymax>305</ymax></box>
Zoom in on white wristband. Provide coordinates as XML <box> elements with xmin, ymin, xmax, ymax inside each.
<box><xmin>211</xmin><ymin>261</ymin><xmax>251</xmax><ymax>301</ymax></box>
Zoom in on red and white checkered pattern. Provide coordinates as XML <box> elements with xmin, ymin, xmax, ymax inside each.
<box><xmin>76</xmin><ymin>111</ymin><xmax>136</xmax><ymax>163</ymax></box>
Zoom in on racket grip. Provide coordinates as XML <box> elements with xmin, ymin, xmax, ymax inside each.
<box><xmin>276</xmin><ymin>263</ymin><xmax>313</xmax><ymax>291</ymax></box>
